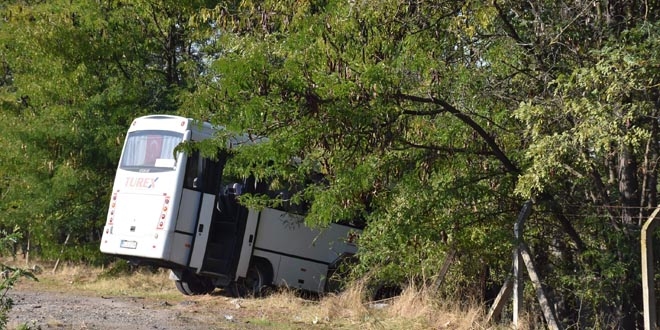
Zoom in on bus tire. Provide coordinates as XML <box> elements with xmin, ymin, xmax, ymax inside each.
<box><xmin>227</xmin><ymin>259</ymin><xmax>273</xmax><ymax>297</ymax></box>
<box><xmin>175</xmin><ymin>280</ymin><xmax>191</xmax><ymax>295</ymax></box>
<box><xmin>370</xmin><ymin>283</ymin><xmax>402</xmax><ymax>301</ymax></box>
<box><xmin>175</xmin><ymin>273</ymin><xmax>214</xmax><ymax>295</ymax></box>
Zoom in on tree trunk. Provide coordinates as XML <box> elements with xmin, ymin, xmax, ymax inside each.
<box><xmin>618</xmin><ymin>143</ymin><xmax>643</xmax><ymax>328</ymax></box>
<box><xmin>619</xmin><ymin>144</ymin><xmax>639</xmax><ymax>226</ymax></box>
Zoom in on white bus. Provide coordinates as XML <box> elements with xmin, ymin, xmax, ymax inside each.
<box><xmin>100</xmin><ymin>115</ymin><xmax>360</xmax><ymax>295</ymax></box>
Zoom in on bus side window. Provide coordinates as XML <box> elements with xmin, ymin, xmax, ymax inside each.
<box><xmin>201</xmin><ymin>157</ymin><xmax>225</xmax><ymax>195</ymax></box>
<box><xmin>183</xmin><ymin>151</ymin><xmax>201</xmax><ymax>190</ymax></box>
<box><xmin>184</xmin><ymin>151</ymin><xmax>226</xmax><ymax>193</ymax></box>
<box><xmin>267</xmin><ymin>183</ymin><xmax>308</xmax><ymax>215</ymax></box>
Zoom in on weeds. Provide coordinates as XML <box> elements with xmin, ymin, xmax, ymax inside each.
<box><xmin>0</xmin><ymin>231</ymin><xmax>37</xmax><ymax>329</ymax></box>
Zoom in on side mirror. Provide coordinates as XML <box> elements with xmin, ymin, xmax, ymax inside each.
<box><xmin>226</xmin><ymin>183</ymin><xmax>243</xmax><ymax>196</ymax></box>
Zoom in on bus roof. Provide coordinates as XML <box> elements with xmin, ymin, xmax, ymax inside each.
<box><xmin>129</xmin><ymin>115</ymin><xmax>265</xmax><ymax>148</ymax></box>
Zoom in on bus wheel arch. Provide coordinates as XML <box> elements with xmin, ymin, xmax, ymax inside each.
<box><xmin>249</xmin><ymin>257</ymin><xmax>274</xmax><ymax>291</ymax></box>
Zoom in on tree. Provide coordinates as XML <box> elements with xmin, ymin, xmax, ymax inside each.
<box><xmin>514</xmin><ymin>17</ymin><xmax>660</xmax><ymax>328</ymax></box>
<box><xmin>181</xmin><ymin>0</ymin><xmax>524</xmax><ymax>302</ymax></box>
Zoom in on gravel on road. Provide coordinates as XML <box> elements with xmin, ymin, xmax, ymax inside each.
<box><xmin>8</xmin><ymin>289</ymin><xmax>242</xmax><ymax>330</ymax></box>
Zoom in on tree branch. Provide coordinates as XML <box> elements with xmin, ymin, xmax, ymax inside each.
<box><xmin>399</xmin><ymin>138</ymin><xmax>495</xmax><ymax>156</ymax></box>
<box><xmin>538</xmin><ymin>192</ymin><xmax>587</xmax><ymax>253</ymax></box>
<box><xmin>492</xmin><ymin>0</ymin><xmax>533</xmax><ymax>50</ymax></box>
<box><xmin>395</xmin><ymin>93</ymin><xmax>589</xmax><ymax>252</ymax></box>
<box><xmin>395</xmin><ymin>92</ymin><xmax>520</xmax><ymax>174</ymax></box>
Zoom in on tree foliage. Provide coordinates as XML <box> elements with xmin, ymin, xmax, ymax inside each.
<box><xmin>1</xmin><ymin>0</ymin><xmax>659</xmax><ymax>327</ymax></box>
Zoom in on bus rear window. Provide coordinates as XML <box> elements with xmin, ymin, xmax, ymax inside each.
<box><xmin>120</xmin><ymin>130</ymin><xmax>183</xmax><ymax>171</ymax></box>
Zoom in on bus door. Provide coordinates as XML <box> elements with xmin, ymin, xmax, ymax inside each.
<box><xmin>187</xmin><ymin>152</ymin><xmax>222</xmax><ymax>271</ymax></box>
<box><xmin>188</xmin><ymin>153</ymin><xmax>251</xmax><ymax>279</ymax></box>
<box><xmin>196</xmin><ymin>179</ymin><xmax>249</xmax><ymax>278</ymax></box>
<box><xmin>172</xmin><ymin>151</ymin><xmax>205</xmax><ymax>267</ymax></box>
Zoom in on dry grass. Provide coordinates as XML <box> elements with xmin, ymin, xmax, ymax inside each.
<box><xmin>387</xmin><ymin>283</ymin><xmax>480</xmax><ymax>329</ymax></box>
<box><xmin>319</xmin><ymin>280</ymin><xmax>370</xmax><ymax>321</ymax></box>
<box><xmin>8</xmin><ymin>260</ymin><xmax>524</xmax><ymax>329</ymax></box>
<box><xmin>9</xmin><ymin>259</ymin><xmax>181</xmax><ymax>300</ymax></box>
<box><xmin>253</xmin><ymin>279</ymin><xmax>497</xmax><ymax>329</ymax></box>
<box><xmin>344</xmin><ymin>281</ymin><xmax>489</xmax><ymax>329</ymax></box>
<box><xmin>80</xmin><ymin>268</ymin><xmax>178</xmax><ymax>299</ymax></box>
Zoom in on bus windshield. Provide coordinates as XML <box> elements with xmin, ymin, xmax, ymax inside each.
<box><xmin>120</xmin><ymin>130</ymin><xmax>183</xmax><ymax>171</ymax></box>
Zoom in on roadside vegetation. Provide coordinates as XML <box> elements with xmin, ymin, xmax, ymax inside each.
<box><xmin>1</xmin><ymin>1</ymin><xmax>659</xmax><ymax>328</ymax></box>
<box><xmin>0</xmin><ymin>234</ymin><xmax>37</xmax><ymax>329</ymax></box>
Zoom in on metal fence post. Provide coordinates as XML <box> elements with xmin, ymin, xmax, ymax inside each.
<box><xmin>513</xmin><ymin>200</ymin><xmax>532</xmax><ymax>327</ymax></box>
<box><xmin>642</xmin><ymin>206</ymin><xmax>660</xmax><ymax>330</ymax></box>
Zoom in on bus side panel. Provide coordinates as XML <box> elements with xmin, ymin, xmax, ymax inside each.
<box><xmin>277</xmin><ymin>257</ymin><xmax>329</xmax><ymax>292</ymax></box>
<box><xmin>252</xmin><ymin>249</ymin><xmax>328</xmax><ymax>292</ymax></box>
<box><xmin>175</xmin><ymin>188</ymin><xmax>201</xmax><ymax>234</ymax></box>
<box><xmin>253</xmin><ymin>208</ymin><xmax>358</xmax><ymax>265</ymax></box>
<box><xmin>169</xmin><ymin>232</ymin><xmax>193</xmax><ymax>266</ymax></box>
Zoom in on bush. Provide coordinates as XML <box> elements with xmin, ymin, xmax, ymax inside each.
<box><xmin>0</xmin><ymin>230</ymin><xmax>38</xmax><ymax>328</ymax></box>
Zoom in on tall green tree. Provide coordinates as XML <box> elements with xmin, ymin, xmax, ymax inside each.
<box><xmin>181</xmin><ymin>0</ymin><xmax>524</xmax><ymax>303</ymax></box>
<box><xmin>512</xmin><ymin>3</ymin><xmax>660</xmax><ymax>325</ymax></box>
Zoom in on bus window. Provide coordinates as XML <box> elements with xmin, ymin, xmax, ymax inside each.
<box><xmin>267</xmin><ymin>183</ymin><xmax>308</xmax><ymax>215</ymax></box>
<box><xmin>120</xmin><ymin>130</ymin><xmax>183</xmax><ymax>171</ymax></box>
<box><xmin>183</xmin><ymin>151</ymin><xmax>227</xmax><ymax>194</ymax></box>
<box><xmin>201</xmin><ymin>155</ymin><xmax>226</xmax><ymax>195</ymax></box>
<box><xmin>183</xmin><ymin>151</ymin><xmax>202</xmax><ymax>190</ymax></box>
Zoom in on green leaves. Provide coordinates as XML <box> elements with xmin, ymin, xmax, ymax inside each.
<box><xmin>177</xmin><ymin>1</ymin><xmax>523</xmax><ymax>288</ymax></box>
<box><xmin>515</xmin><ymin>23</ymin><xmax>660</xmax><ymax>198</ymax></box>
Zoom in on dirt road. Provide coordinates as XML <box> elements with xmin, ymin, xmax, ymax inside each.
<box><xmin>7</xmin><ymin>288</ymin><xmax>252</xmax><ymax>330</ymax></box>
<box><xmin>2</xmin><ymin>263</ymin><xmax>333</xmax><ymax>330</ymax></box>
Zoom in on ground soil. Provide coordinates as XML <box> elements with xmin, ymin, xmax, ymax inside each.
<box><xmin>7</xmin><ymin>284</ymin><xmax>261</xmax><ymax>330</ymax></box>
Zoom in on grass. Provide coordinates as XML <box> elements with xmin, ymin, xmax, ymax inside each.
<box><xmin>8</xmin><ymin>259</ymin><xmax>522</xmax><ymax>329</ymax></box>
